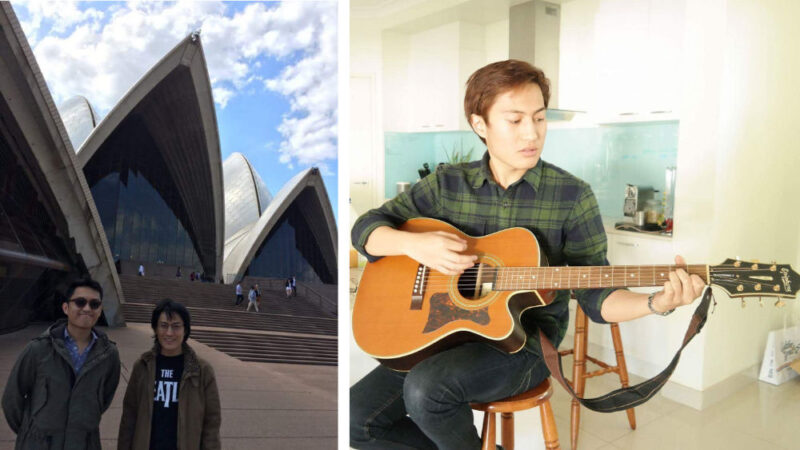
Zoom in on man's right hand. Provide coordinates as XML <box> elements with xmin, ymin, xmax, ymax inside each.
<box><xmin>401</xmin><ymin>231</ymin><xmax>477</xmax><ymax>275</ymax></box>
<box><xmin>364</xmin><ymin>226</ymin><xmax>478</xmax><ymax>275</ymax></box>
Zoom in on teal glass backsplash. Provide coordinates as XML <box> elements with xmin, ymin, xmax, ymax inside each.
<box><xmin>384</xmin><ymin>131</ymin><xmax>486</xmax><ymax>195</ymax></box>
<box><xmin>384</xmin><ymin>121</ymin><xmax>679</xmax><ymax>217</ymax></box>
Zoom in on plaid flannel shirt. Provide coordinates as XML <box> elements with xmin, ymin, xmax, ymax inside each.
<box><xmin>352</xmin><ymin>151</ymin><xmax>618</xmax><ymax>350</ymax></box>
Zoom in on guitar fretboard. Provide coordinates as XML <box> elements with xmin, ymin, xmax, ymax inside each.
<box><xmin>494</xmin><ymin>265</ymin><xmax>709</xmax><ymax>291</ymax></box>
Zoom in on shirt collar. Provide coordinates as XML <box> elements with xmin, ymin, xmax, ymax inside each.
<box><xmin>64</xmin><ymin>326</ymin><xmax>97</xmax><ymax>346</ymax></box>
<box><xmin>470</xmin><ymin>150</ymin><xmax>543</xmax><ymax>191</ymax></box>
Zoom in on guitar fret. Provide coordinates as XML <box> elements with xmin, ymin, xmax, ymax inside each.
<box><xmin>496</xmin><ymin>264</ymin><xmax>710</xmax><ymax>291</ymax></box>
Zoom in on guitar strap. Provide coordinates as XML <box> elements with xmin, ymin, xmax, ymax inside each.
<box><xmin>538</xmin><ymin>286</ymin><xmax>714</xmax><ymax>413</ymax></box>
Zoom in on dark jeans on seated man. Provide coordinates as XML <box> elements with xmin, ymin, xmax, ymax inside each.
<box><xmin>350</xmin><ymin>341</ymin><xmax>550</xmax><ymax>450</ymax></box>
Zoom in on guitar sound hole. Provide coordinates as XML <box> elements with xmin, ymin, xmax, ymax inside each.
<box><xmin>456</xmin><ymin>263</ymin><xmax>491</xmax><ymax>300</ymax></box>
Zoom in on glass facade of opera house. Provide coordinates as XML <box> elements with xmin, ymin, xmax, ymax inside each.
<box><xmin>245</xmin><ymin>187</ymin><xmax>336</xmax><ymax>284</ymax></box>
<box><xmin>1</xmin><ymin>116</ymin><xmax>76</xmax><ymax>332</ymax></box>
<box><xmin>83</xmin><ymin>117</ymin><xmax>203</xmax><ymax>272</ymax></box>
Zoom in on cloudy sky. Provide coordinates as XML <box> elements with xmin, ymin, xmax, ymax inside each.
<box><xmin>11</xmin><ymin>0</ymin><xmax>338</xmax><ymax>218</ymax></box>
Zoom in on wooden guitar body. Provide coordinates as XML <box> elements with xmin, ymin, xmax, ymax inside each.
<box><xmin>352</xmin><ymin>218</ymin><xmax>555</xmax><ymax>371</ymax></box>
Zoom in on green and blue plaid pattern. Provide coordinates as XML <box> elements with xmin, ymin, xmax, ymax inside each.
<box><xmin>352</xmin><ymin>151</ymin><xmax>617</xmax><ymax>349</ymax></box>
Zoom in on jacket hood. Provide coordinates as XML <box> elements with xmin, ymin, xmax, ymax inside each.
<box><xmin>41</xmin><ymin>318</ymin><xmax>111</xmax><ymax>343</ymax></box>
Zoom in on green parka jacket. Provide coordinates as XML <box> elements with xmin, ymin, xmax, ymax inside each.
<box><xmin>117</xmin><ymin>344</ymin><xmax>221</xmax><ymax>450</ymax></box>
<box><xmin>1</xmin><ymin>319</ymin><xmax>121</xmax><ymax>450</ymax></box>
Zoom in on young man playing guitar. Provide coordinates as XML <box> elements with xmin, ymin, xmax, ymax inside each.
<box><xmin>350</xmin><ymin>60</ymin><xmax>706</xmax><ymax>450</ymax></box>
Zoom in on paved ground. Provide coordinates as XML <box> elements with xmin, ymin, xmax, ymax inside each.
<box><xmin>0</xmin><ymin>322</ymin><xmax>337</xmax><ymax>449</ymax></box>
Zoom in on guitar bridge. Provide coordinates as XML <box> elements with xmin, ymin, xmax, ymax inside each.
<box><xmin>410</xmin><ymin>264</ymin><xmax>429</xmax><ymax>310</ymax></box>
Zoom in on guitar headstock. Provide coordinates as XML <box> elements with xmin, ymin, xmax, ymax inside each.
<box><xmin>710</xmin><ymin>259</ymin><xmax>800</xmax><ymax>299</ymax></box>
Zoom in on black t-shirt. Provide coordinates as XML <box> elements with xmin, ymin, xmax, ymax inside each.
<box><xmin>150</xmin><ymin>353</ymin><xmax>184</xmax><ymax>450</ymax></box>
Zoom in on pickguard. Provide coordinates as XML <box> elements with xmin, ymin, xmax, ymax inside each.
<box><xmin>423</xmin><ymin>292</ymin><xmax>490</xmax><ymax>333</ymax></box>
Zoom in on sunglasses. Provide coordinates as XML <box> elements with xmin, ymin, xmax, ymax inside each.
<box><xmin>69</xmin><ymin>297</ymin><xmax>102</xmax><ymax>310</ymax></box>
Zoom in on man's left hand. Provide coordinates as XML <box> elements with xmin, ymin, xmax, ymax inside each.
<box><xmin>651</xmin><ymin>255</ymin><xmax>706</xmax><ymax>313</ymax></box>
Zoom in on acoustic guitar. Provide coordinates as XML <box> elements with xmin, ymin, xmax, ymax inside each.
<box><xmin>352</xmin><ymin>218</ymin><xmax>800</xmax><ymax>371</ymax></box>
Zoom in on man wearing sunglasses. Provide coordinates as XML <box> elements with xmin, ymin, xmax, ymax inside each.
<box><xmin>2</xmin><ymin>277</ymin><xmax>121</xmax><ymax>450</ymax></box>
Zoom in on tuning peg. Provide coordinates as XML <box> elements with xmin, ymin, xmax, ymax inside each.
<box><xmin>770</xmin><ymin>264</ymin><xmax>777</xmax><ymax>272</ymax></box>
<box><xmin>775</xmin><ymin>299</ymin><xmax>786</xmax><ymax>308</ymax></box>
<box><xmin>741</xmin><ymin>299</ymin><xmax>746</xmax><ymax>308</ymax></box>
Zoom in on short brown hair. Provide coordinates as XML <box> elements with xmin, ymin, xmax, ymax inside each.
<box><xmin>464</xmin><ymin>60</ymin><xmax>551</xmax><ymax>130</ymax></box>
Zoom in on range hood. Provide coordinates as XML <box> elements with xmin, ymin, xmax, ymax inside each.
<box><xmin>509</xmin><ymin>0</ymin><xmax>582</xmax><ymax>121</ymax></box>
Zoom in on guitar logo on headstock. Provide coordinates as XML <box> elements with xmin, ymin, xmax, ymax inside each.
<box><xmin>782</xmin><ymin>268</ymin><xmax>792</xmax><ymax>293</ymax></box>
<box><xmin>711</xmin><ymin>259</ymin><xmax>800</xmax><ymax>298</ymax></box>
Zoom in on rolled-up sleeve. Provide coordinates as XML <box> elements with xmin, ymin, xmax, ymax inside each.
<box><xmin>351</xmin><ymin>172</ymin><xmax>442</xmax><ymax>262</ymax></box>
<box><xmin>563</xmin><ymin>184</ymin><xmax>618</xmax><ymax>324</ymax></box>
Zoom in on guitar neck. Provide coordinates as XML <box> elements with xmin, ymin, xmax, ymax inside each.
<box><xmin>494</xmin><ymin>264</ymin><xmax>709</xmax><ymax>291</ymax></box>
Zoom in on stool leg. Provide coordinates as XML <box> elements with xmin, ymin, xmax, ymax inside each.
<box><xmin>571</xmin><ymin>306</ymin><xmax>588</xmax><ymax>450</ymax></box>
<box><xmin>610</xmin><ymin>323</ymin><xmax>637</xmax><ymax>430</ymax></box>
<box><xmin>480</xmin><ymin>412</ymin><xmax>496</xmax><ymax>450</ymax></box>
<box><xmin>501</xmin><ymin>412</ymin><xmax>514</xmax><ymax>450</ymax></box>
<box><xmin>540</xmin><ymin>400</ymin><xmax>561</xmax><ymax>450</ymax></box>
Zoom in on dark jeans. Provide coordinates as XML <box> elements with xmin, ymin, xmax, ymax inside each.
<box><xmin>350</xmin><ymin>341</ymin><xmax>550</xmax><ymax>450</ymax></box>
<box><xmin>235</xmin><ymin>294</ymin><xmax>243</xmax><ymax>305</ymax></box>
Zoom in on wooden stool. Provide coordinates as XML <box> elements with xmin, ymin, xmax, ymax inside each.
<box><xmin>558</xmin><ymin>304</ymin><xmax>636</xmax><ymax>449</ymax></box>
<box><xmin>470</xmin><ymin>378</ymin><xmax>560</xmax><ymax>450</ymax></box>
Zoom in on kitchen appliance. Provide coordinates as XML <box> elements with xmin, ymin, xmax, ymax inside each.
<box><xmin>623</xmin><ymin>184</ymin><xmax>655</xmax><ymax>218</ymax></box>
<box><xmin>509</xmin><ymin>1</ymin><xmax>584</xmax><ymax>121</ymax></box>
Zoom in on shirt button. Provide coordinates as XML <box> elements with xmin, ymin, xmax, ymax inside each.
<box><xmin>502</xmin><ymin>201</ymin><xmax>509</xmax><ymax>208</ymax></box>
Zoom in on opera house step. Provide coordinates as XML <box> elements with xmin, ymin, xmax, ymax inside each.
<box><xmin>118</xmin><ymin>275</ymin><xmax>337</xmax><ymax>366</ymax></box>
<box><xmin>119</xmin><ymin>274</ymin><xmax>331</xmax><ymax>318</ymax></box>
<box><xmin>190</xmin><ymin>329</ymin><xmax>337</xmax><ymax>366</ymax></box>
<box><xmin>121</xmin><ymin>302</ymin><xmax>336</xmax><ymax>336</ymax></box>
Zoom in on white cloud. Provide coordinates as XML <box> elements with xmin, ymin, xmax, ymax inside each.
<box><xmin>17</xmin><ymin>0</ymin><xmax>105</xmax><ymax>44</ymax></box>
<box><xmin>212</xmin><ymin>86</ymin><xmax>234</xmax><ymax>109</ymax></box>
<box><xmin>12</xmin><ymin>0</ymin><xmax>338</xmax><ymax>168</ymax></box>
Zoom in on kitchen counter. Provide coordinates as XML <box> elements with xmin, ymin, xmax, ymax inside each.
<box><xmin>603</xmin><ymin>216</ymin><xmax>672</xmax><ymax>241</ymax></box>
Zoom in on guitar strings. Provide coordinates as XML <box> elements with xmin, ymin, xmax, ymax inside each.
<box><xmin>408</xmin><ymin>266</ymin><xmax>773</xmax><ymax>279</ymax></box>
<box><xmin>412</xmin><ymin>272</ymin><xmax>775</xmax><ymax>291</ymax></box>
<box><xmin>396</xmin><ymin>264</ymin><xmax>785</xmax><ymax>291</ymax></box>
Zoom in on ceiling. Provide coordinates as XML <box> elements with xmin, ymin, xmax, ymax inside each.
<box><xmin>352</xmin><ymin>0</ymin><xmax>573</xmax><ymax>33</ymax></box>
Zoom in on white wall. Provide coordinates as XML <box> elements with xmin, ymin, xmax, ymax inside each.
<box><xmin>674</xmin><ymin>0</ymin><xmax>800</xmax><ymax>394</ymax></box>
<box><xmin>350</xmin><ymin>19</ymin><xmax>386</xmax><ymax>220</ymax></box>
<box><xmin>702</xmin><ymin>0</ymin><xmax>800</xmax><ymax>389</ymax></box>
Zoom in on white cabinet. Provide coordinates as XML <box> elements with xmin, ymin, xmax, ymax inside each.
<box><xmin>606</xmin><ymin>229</ymin><xmax>674</xmax><ymax>293</ymax></box>
<box><xmin>384</xmin><ymin>21</ymin><xmax>487</xmax><ymax>132</ymax></box>
<box><xmin>407</xmin><ymin>23</ymin><xmax>460</xmax><ymax>131</ymax></box>
<box><xmin>560</xmin><ymin>0</ymin><xmax>685</xmax><ymax>119</ymax></box>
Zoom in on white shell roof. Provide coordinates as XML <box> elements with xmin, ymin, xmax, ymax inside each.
<box><xmin>223</xmin><ymin>167</ymin><xmax>337</xmax><ymax>284</ymax></box>
<box><xmin>58</xmin><ymin>95</ymin><xmax>98</xmax><ymax>151</ymax></box>
<box><xmin>223</xmin><ymin>152</ymin><xmax>273</xmax><ymax>240</ymax></box>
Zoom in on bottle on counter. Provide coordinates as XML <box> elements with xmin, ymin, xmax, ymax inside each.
<box><xmin>644</xmin><ymin>197</ymin><xmax>660</xmax><ymax>225</ymax></box>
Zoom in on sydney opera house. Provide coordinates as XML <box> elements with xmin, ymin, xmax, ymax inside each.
<box><xmin>0</xmin><ymin>4</ymin><xmax>337</xmax><ymax>332</ymax></box>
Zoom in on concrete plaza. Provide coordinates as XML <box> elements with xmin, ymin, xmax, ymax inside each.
<box><xmin>0</xmin><ymin>322</ymin><xmax>337</xmax><ymax>449</ymax></box>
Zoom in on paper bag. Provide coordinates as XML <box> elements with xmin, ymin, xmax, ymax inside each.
<box><xmin>759</xmin><ymin>325</ymin><xmax>800</xmax><ymax>385</ymax></box>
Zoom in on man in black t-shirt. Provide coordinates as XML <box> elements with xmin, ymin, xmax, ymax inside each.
<box><xmin>118</xmin><ymin>299</ymin><xmax>221</xmax><ymax>449</ymax></box>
